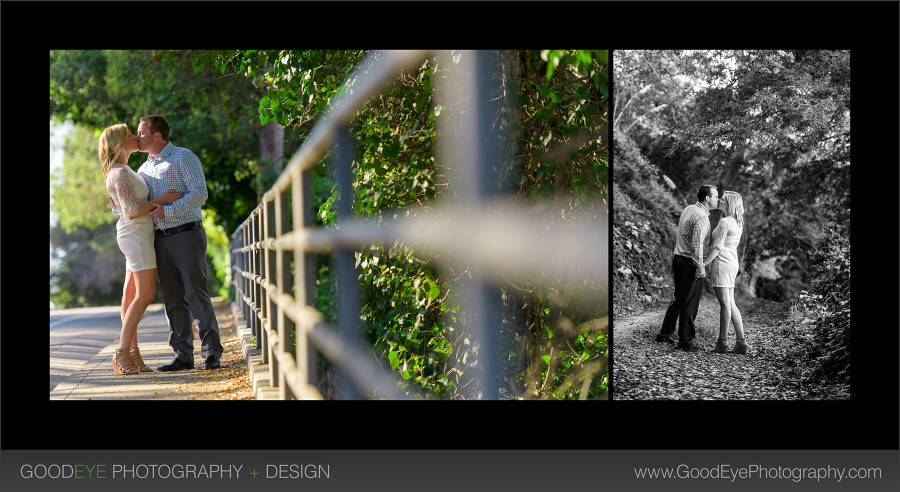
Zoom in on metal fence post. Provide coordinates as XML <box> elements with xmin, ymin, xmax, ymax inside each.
<box><xmin>255</xmin><ymin>212</ymin><xmax>267</xmax><ymax>362</ymax></box>
<box><xmin>471</xmin><ymin>50</ymin><xmax>503</xmax><ymax>400</ymax></box>
<box><xmin>263</xmin><ymin>198</ymin><xmax>279</xmax><ymax>392</ymax></box>
<box><xmin>333</xmin><ymin>126</ymin><xmax>363</xmax><ymax>400</ymax></box>
<box><xmin>302</xmin><ymin>171</ymin><xmax>319</xmax><ymax>391</ymax></box>
<box><xmin>275</xmin><ymin>188</ymin><xmax>295</xmax><ymax>399</ymax></box>
<box><xmin>292</xmin><ymin>164</ymin><xmax>319</xmax><ymax>394</ymax></box>
<box><xmin>246</xmin><ymin>221</ymin><xmax>252</xmax><ymax>340</ymax></box>
<box><xmin>434</xmin><ymin>50</ymin><xmax>504</xmax><ymax>399</ymax></box>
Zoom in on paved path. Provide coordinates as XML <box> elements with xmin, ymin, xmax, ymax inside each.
<box><xmin>50</xmin><ymin>305</ymin><xmax>127</xmax><ymax>392</ymax></box>
<box><xmin>50</xmin><ymin>303</ymin><xmax>195</xmax><ymax>400</ymax></box>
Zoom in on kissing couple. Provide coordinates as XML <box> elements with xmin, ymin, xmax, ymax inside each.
<box><xmin>656</xmin><ymin>185</ymin><xmax>748</xmax><ymax>354</ymax></box>
<box><xmin>99</xmin><ymin>115</ymin><xmax>223</xmax><ymax>375</ymax></box>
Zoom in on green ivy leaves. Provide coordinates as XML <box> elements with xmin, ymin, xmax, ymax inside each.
<box><xmin>541</xmin><ymin>50</ymin><xmax>608</xmax><ymax>85</ymax></box>
<box><xmin>425</xmin><ymin>278</ymin><xmax>441</xmax><ymax>302</ymax></box>
<box><xmin>198</xmin><ymin>50</ymin><xmax>367</xmax><ymax>129</ymax></box>
<box><xmin>358</xmin><ymin>245</ymin><xmax>454</xmax><ymax>395</ymax></box>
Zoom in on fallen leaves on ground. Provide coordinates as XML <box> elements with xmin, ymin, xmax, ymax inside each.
<box><xmin>613</xmin><ymin>293</ymin><xmax>850</xmax><ymax>400</ymax></box>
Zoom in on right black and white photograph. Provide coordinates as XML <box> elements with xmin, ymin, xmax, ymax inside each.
<box><xmin>611</xmin><ymin>50</ymin><xmax>850</xmax><ymax>400</ymax></box>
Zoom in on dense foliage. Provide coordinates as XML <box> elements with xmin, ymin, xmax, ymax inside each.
<box><xmin>795</xmin><ymin>226</ymin><xmax>850</xmax><ymax>382</ymax></box>
<box><xmin>611</xmin><ymin>133</ymin><xmax>683</xmax><ymax>317</ymax></box>
<box><xmin>196</xmin><ymin>50</ymin><xmax>609</xmax><ymax>399</ymax></box>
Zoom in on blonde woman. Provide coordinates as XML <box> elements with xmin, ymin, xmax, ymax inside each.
<box><xmin>703</xmin><ymin>191</ymin><xmax>747</xmax><ymax>354</ymax></box>
<box><xmin>100</xmin><ymin>123</ymin><xmax>182</xmax><ymax>374</ymax></box>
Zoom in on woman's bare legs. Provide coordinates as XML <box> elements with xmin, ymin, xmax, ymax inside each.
<box><xmin>121</xmin><ymin>271</ymin><xmax>135</xmax><ymax>328</ymax></box>
<box><xmin>118</xmin><ymin>269</ymin><xmax>157</xmax><ymax>351</ymax></box>
<box><xmin>729</xmin><ymin>287</ymin><xmax>745</xmax><ymax>340</ymax></box>
<box><xmin>121</xmin><ymin>272</ymin><xmax>142</xmax><ymax>349</ymax></box>
<box><xmin>714</xmin><ymin>287</ymin><xmax>731</xmax><ymax>342</ymax></box>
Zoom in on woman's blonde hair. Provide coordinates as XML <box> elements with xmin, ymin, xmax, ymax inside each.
<box><xmin>99</xmin><ymin>123</ymin><xmax>129</xmax><ymax>182</ymax></box>
<box><xmin>722</xmin><ymin>191</ymin><xmax>744</xmax><ymax>227</ymax></box>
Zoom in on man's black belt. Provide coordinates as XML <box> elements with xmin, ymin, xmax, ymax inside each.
<box><xmin>156</xmin><ymin>221</ymin><xmax>201</xmax><ymax>236</ymax></box>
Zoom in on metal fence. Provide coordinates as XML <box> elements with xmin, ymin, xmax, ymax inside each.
<box><xmin>230</xmin><ymin>50</ymin><xmax>607</xmax><ymax>400</ymax></box>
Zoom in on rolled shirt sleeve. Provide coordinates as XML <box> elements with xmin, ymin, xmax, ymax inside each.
<box><xmin>692</xmin><ymin>217</ymin><xmax>710</xmax><ymax>275</ymax></box>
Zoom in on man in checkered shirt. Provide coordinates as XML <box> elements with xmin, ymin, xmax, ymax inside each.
<box><xmin>139</xmin><ymin>115</ymin><xmax>224</xmax><ymax>371</ymax></box>
<box><xmin>656</xmin><ymin>185</ymin><xmax>719</xmax><ymax>351</ymax></box>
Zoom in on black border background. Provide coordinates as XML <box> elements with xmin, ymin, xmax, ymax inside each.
<box><xmin>3</xmin><ymin>1</ymin><xmax>897</xmax><ymax>452</ymax></box>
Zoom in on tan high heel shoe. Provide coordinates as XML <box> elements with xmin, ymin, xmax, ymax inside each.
<box><xmin>113</xmin><ymin>348</ymin><xmax>139</xmax><ymax>375</ymax></box>
<box><xmin>130</xmin><ymin>346</ymin><xmax>152</xmax><ymax>372</ymax></box>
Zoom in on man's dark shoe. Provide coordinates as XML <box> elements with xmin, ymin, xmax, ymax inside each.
<box><xmin>158</xmin><ymin>357</ymin><xmax>194</xmax><ymax>371</ymax></box>
<box><xmin>677</xmin><ymin>343</ymin><xmax>699</xmax><ymax>352</ymax></box>
<box><xmin>655</xmin><ymin>335</ymin><xmax>675</xmax><ymax>344</ymax></box>
<box><xmin>204</xmin><ymin>355</ymin><xmax>221</xmax><ymax>370</ymax></box>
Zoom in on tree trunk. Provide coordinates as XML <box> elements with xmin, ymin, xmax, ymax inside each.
<box><xmin>496</xmin><ymin>50</ymin><xmax>531</xmax><ymax>398</ymax></box>
<box><xmin>259</xmin><ymin>122</ymin><xmax>284</xmax><ymax>169</ymax></box>
<box><xmin>496</xmin><ymin>50</ymin><xmax>522</xmax><ymax>194</ymax></box>
<box><xmin>257</xmin><ymin>121</ymin><xmax>285</xmax><ymax>201</ymax></box>
<box><xmin>256</xmin><ymin>61</ymin><xmax>286</xmax><ymax>202</ymax></box>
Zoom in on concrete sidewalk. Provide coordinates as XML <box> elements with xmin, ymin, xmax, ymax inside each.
<box><xmin>50</xmin><ymin>302</ymin><xmax>237</xmax><ymax>400</ymax></box>
<box><xmin>50</xmin><ymin>305</ymin><xmax>126</xmax><ymax>392</ymax></box>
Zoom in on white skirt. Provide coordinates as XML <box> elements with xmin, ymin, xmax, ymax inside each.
<box><xmin>117</xmin><ymin>215</ymin><xmax>157</xmax><ymax>272</ymax></box>
<box><xmin>709</xmin><ymin>247</ymin><xmax>739</xmax><ymax>288</ymax></box>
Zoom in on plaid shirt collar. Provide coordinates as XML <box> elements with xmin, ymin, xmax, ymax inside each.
<box><xmin>693</xmin><ymin>202</ymin><xmax>710</xmax><ymax>216</ymax></box>
<box><xmin>148</xmin><ymin>142</ymin><xmax>175</xmax><ymax>163</ymax></box>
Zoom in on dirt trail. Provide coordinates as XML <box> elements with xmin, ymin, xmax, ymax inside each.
<box><xmin>612</xmin><ymin>291</ymin><xmax>847</xmax><ymax>400</ymax></box>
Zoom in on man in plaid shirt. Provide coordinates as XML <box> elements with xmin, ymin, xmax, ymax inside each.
<box><xmin>139</xmin><ymin>115</ymin><xmax>224</xmax><ymax>371</ymax></box>
<box><xmin>656</xmin><ymin>185</ymin><xmax>719</xmax><ymax>351</ymax></box>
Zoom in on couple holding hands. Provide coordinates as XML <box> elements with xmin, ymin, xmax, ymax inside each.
<box><xmin>657</xmin><ymin>185</ymin><xmax>748</xmax><ymax>355</ymax></box>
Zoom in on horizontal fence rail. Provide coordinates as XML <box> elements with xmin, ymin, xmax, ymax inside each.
<box><xmin>230</xmin><ymin>50</ymin><xmax>607</xmax><ymax>400</ymax></box>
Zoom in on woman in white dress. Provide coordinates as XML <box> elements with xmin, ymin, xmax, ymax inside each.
<box><xmin>703</xmin><ymin>191</ymin><xmax>748</xmax><ymax>354</ymax></box>
<box><xmin>99</xmin><ymin>123</ymin><xmax>182</xmax><ymax>374</ymax></box>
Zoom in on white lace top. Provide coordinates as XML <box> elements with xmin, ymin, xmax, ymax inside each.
<box><xmin>106</xmin><ymin>164</ymin><xmax>152</xmax><ymax>231</ymax></box>
<box><xmin>710</xmin><ymin>216</ymin><xmax>742</xmax><ymax>250</ymax></box>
